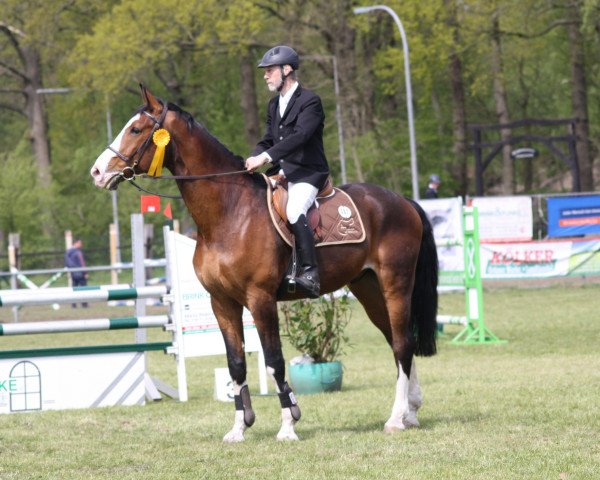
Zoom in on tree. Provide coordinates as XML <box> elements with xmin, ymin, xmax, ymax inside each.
<box><xmin>566</xmin><ymin>1</ymin><xmax>594</xmax><ymax>190</ymax></box>
<box><xmin>0</xmin><ymin>18</ymin><xmax>51</xmax><ymax>188</ymax></box>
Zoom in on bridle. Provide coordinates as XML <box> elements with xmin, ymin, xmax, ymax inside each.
<box><xmin>107</xmin><ymin>101</ymin><xmax>250</xmax><ymax>199</ymax></box>
<box><xmin>108</xmin><ymin>102</ymin><xmax>169</xmax><ymax>181</ymax></box>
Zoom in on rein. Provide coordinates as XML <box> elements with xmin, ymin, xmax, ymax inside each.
<box><xmin>122</xmin><ymin>169</ymin><xmax>252</xmax><ymax>199</ymax></box>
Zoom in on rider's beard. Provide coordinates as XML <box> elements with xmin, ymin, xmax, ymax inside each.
<box><xmin>266</xmin><ymin>73</ymin><xmax>284</xmax><ymax>93</ymax></box>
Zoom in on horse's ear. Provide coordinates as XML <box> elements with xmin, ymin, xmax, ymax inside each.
<box><xmin>140</xmin><ymin>83</ymin><xmax>161</xmax><ymax>113</ymax></box>
<box><xmin>140</xmin><ymin>83</ymin><xmax>149</xmax><ymax>105</ymax></box>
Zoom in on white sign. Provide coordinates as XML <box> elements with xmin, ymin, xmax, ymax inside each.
<box><xmin>471</xmin><ymin>196</ymin><xmax>533</xmax><ymax>242</ymax></box>
<box><xmin>0</xmin><ymin>352</ymin><xmax>145</xmax><ymax>414</ymax></box>
<box><xmin>419</xmin><ymin>197</ymin><xmax>465</xmax><ymax>285</ymax></box>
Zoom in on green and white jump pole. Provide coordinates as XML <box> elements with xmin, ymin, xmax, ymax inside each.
<box><xmin>0</xmin><ymin>315</ymin><xmax>169</xmax><ymax>336</ymax></box>
<box><xmin>0</xmin><ymin>285</ymin><xmax>167</xmax><ymax>308</ymax></box>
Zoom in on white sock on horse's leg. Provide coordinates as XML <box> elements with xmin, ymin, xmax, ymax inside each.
<box><xmin>384</xmin><ymin>359</ymin><xmax>417</xmax><ymax>432</ymax></box>
<box><xmin>223</xmin><ymin>382</ymin><xmax>254</xmax><ymax>443</ymax></box>
<box><xmin>267</xmin><ymin>366</ymin><xmax>300</xmax><ymax>441</ymax></box>
<box><xmin>406</xmin><ymin>359</ymin><xmax>422</xmax><ymax>427</ymax></box>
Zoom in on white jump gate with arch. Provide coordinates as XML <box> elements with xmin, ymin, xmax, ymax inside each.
<box><xmin>0</xmin><ymin>214</ymin><xmax>267</xmax><ymax>414</ymax></box>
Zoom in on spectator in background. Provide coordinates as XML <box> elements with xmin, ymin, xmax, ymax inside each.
<box><xmin>65</xmin><ymin>238</ymin><xmax>89</xmax><ymax>308</ymax></box>
<box><xmin>424</xmin><ymin>174</ymin><xmax>441</xmax><ymax>199</ymax></box>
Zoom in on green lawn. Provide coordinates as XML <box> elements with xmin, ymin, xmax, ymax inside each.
<box><xmin>0</xmin><ymin>285</ymin><xmax>599</xmax><ymax>479</ymax></box>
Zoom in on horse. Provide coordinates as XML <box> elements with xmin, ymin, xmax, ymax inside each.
<box><xmin>90</xmin><ymin>85</ymin><xmax>438</xmax><ymax>442</ymax></box>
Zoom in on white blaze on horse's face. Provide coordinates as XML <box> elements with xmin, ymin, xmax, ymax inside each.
<box><xmin>90</xmin><ymin>114</ymin><xmax>141</xmax><ymax>189</ymax></box>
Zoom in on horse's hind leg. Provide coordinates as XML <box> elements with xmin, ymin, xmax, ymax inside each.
<box><xmin>349</xmin><ymin>269</ymin><xmax>422</xmax><ymax>432</ymax></box>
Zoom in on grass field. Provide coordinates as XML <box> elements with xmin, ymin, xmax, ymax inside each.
<box><xmin>0</xmin><ymin>285</ymin><xmax>599</xmax><ymax>479</ymax></box>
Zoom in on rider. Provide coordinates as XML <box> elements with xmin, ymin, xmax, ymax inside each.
<box><xmin>424</xmin><ymin>174</ymin><xmax>441</xmax><ymax>199</ymax></box>
<box><xmin>245</xmin><ymin>45</ymin><xmax>330</xmax><ymax>298</ymax></box>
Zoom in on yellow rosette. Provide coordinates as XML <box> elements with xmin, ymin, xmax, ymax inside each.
<box><xmin>148</xmin><ymin>128</ymin><xmax>170</xmax><ymax>177</ymax></box>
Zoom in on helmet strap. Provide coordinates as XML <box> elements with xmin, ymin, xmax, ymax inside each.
<box><xmin>277</xmin><ymin>65</ymin><xmax>292</xmax><ymax>92</ymax></box>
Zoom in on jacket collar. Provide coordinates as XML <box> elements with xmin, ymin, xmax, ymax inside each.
<box><xmin>279</xmin><ymin>83</ymin><xmax>302</xmax><ymax>122</ymax></box>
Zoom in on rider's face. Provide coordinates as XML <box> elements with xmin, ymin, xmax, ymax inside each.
<box><xmin>263</xmin><ymin>66</ymin><xmax>282</xmax><ymax>92</ymax></box>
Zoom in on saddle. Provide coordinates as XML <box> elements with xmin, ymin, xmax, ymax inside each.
<box><xmin>264</xmin><ymin>174</ymin><xmax>366</xmax><ymax>247</ymax></box>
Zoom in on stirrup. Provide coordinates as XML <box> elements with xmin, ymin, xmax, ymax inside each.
<box><xmin>295</xmin><ymin>275</ymin><xmax>320</xmax><ymax>298</ymax></box>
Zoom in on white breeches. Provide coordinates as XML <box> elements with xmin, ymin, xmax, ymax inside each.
<box><xmin>286</xmin><ymin>181</ymin><xmax>318</xmax><ymax>224</ymax></box>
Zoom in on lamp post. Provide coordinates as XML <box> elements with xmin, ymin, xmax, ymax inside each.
<box><xmin>353</xmin><ymin>4</ymin><xmax>420</xmax><ymax>199</ymax></box>
<box><xmin>105</xmin><ymin>105</ymin><xmax>121</xmax><ymax>264</ymax></box>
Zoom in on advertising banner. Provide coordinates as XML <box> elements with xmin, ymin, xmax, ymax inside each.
<box><xmin>547</xmin><ymin>195</ymin><xmax>600</xmax><ymax>238</ymax></box>
<box><xmin>0</xmin><ymin>352</ymin><xmax>145</xmax><ymax>414</ymax></box>
<box><xmin>480</xmin><ymin>239</ymin><xmax>600</xmax><ymax>278</ymax></box>
<box><xmin>471</xmin><ymin>196</ymin><xmax>533</xmax><ymax>242</ymax></box>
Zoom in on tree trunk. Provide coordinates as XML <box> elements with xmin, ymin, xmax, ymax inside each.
<box><xmin>567</xmin><ymin>4</ymin><xmax>593</xmax><ymax>191</ymax></box>
<box><xmin>445</xmin><ymin>0</ymin><xmax>469</xmax><ymax>196</ymax></box>
<box><xmin>239</xmin><ymin>52</ymin><xmax>260</xmax><ymax>147</ymax></box>
<box><xmin>491</xmin><ymin>10</ymin><xmax>514</xmax><ymax>195</ymax></box>
<box><xmin>22</xmin><ymin>45</ymin><xmax>52</xmax><ymax>189</ymax></box>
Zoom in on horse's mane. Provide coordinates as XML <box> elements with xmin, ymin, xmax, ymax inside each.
<box><xmin>165</xmin><ymin>101</ymin><xmax>245</xmax><ymax>170</ymax></box>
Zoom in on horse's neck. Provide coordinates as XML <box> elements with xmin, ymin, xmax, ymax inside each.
<box><xmin>171</xmin><ymin>125</ymin><xmax>255</xmax><ymax>236</ymax></box>
<box><xmin>179</xmin><ymin>126</ymin><xmax>242</xmax><ymax>175</ymax></box>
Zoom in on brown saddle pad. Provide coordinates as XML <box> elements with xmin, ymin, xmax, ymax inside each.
<box><xmin>263</xmin><ymin>174</ymin><xmax>366</xmax><ymax>247</ymax></box>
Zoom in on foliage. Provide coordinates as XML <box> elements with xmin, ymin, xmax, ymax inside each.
<box><xmin>1</xmin><ymin>0</ymin><xmax>600</xmax><ymax>264</ymax></box>
<box><xmin>280</xmin><ymin>290</ymin><xmax>351</xmax><ymax>363</ymax></box>
<box><xmin>0</xmin><ymin>149</ymin><xmax>49</xmax><ymax>243</ymax></box>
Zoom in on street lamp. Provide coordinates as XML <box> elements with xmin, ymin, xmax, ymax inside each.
<box><xmin>353</xmin><ymin>4</ymin><xmax>420</xmax><ymax>199</ymax></box>
<box><xmin>104</xmin><ymin>104</ymin><xmax>122</xmax><ymax>264</ymax></box>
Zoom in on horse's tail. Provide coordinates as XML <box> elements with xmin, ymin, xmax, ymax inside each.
<box><xmin>408</xmin><ymin>199</ymin><xmax>438</xmax><ymax>357</ymax></box>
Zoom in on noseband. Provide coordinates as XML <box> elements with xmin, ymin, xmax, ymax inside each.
<box><xmin>108</xmin><ymin>103</ymin><xmax>169</xmax><ymax>180</ymax></box>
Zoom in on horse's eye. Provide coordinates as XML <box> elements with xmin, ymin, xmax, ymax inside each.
<box><xmin>130</xmin><ymin>127</ymin><xmax>141</xmax><ymax>135</ymax></box>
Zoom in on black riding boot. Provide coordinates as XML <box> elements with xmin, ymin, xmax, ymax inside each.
<box><xmin>290</xmin><ymin>214</ymin><xmax>320</xmax><ymax>298</ymax></box>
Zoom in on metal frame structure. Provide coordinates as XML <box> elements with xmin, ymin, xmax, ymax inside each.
<box><xmin>470</xmin><ymin>118</ymin><xmax>580</xmax><ymax>196</ymax></box>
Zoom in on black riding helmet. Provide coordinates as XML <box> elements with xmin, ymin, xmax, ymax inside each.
<box><xmin>257</xmin><ymin>45</ymin><xmax>300</xmax><ymax>70</ymax></box>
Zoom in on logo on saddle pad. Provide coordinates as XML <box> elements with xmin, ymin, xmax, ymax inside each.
<box><xmin>338</xmin><ymin>206</ymin><xmax>352</xmax><ymax>219</ymax></box>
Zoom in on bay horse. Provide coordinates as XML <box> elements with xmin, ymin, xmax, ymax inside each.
<box><xmin>90</xmin><ymin>86</ymin><xmax>438</xmax><ymax>442</ymax></box>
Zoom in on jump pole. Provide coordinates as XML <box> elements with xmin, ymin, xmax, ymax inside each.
<box><xmin>0</xmin><ymin>285</ymin><xmax>166</xmax><ymax>307</ymax></box>
<box><xmin>0</xmin><ymin>316</ymin><xmax>169</xmax><ymax>335</ymax></box>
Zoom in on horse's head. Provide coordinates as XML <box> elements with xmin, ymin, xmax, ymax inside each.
<box><xmin>91</xmin><ymin>85</ymin><xmax>170</xmax><ymax>190</ymax></box>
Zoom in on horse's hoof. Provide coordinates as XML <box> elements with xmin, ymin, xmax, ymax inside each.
<box><xmin>276</xmin><ymin>430</ymin><xmax>299</xmax><ymax>441</ymax></box>
<box><xmin>383</xmin><ymin>421</ymin><xmax>407</xmax><ymax>433</ymax></box>
<box><xmin>404</xmin><ymin>415</ymin><xmax>420</xmax><ymax>428</ymax></box>
<box><xmin>223</xmin><ymin>430</ymin><xmax>245</xmax><ymax>443</ymax></box>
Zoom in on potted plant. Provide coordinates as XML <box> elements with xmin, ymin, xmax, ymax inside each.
<box><xmin>280</xmin><ymin>289</ymin><xmax>352</xmax><ymax>394</ymax></box>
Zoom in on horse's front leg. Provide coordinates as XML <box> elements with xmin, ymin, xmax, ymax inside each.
<box><xmin>252</xmin><ymin>300</ymin><xmax>301</xmax><ymax>441</ymax></box>
<box><xmin>211</xmin><ymin>296</ymin><xmax>255</xmax><ymax>443</ymax></box>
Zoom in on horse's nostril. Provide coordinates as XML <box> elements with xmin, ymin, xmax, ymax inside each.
<box><xmin>91</xmin><ymin>167</ymin><xmax>100</xmax><ymax>177</ymax></box>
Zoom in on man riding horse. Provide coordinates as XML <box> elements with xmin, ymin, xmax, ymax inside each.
<box><xmin>245</xmin><ymin>45</ymin><xmax>330</xmax><ymax>299</ymax></box>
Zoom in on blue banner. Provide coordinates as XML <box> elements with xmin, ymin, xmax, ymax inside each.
<box><xmin>547</xmin><ymin>196</ymin><xmax>600</xmax><ymax>237</ymax></box>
